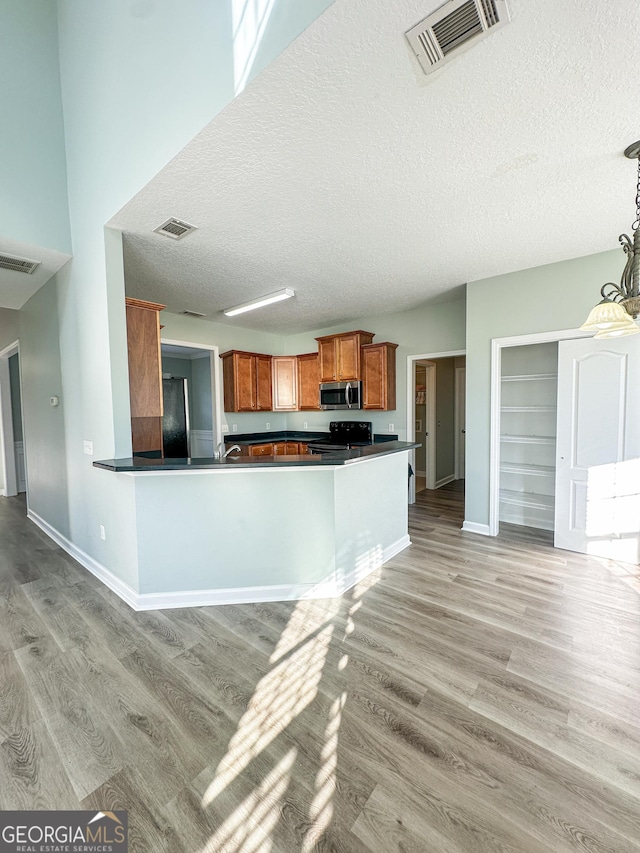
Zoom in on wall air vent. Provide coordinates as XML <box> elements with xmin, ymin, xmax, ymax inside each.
<box><xmin>405</xmin><ymin>0</ymin><xmax>510</xmax><ymax>75</ymax></box>
<box><xmin>154</xmin><ymin>218</ymin><xmax>198</xmax><ymax>240</ymax></box>
<box><xmin>180</xmin><ymin>310</ymin><xmax>206</xmax><ymax>318</ymax></box>
<box><xmin>0</xmin><ymin>253</ymin><xmax>41</xmax><ymax>274</ymax></box>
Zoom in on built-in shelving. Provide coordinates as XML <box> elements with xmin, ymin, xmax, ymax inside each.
<box><xmin>499</xmin><ymin>343</ymin><xmax>558</xmax><ymax>532</ymax></box>
<box><xmin>501</xmin><ymin>406</ymin><xmax>556</xmax><ymax>413</ymax></box>
<box><xmin>501</xmin><ymin>373</ymin><xmax>556</xmax><ymax>382</ymax></box>
<box><xmin>500</xmin><ymin>462</ymin><xmax>555</xmax><ymax>477</ymax></box>
<box><xmin>500</xmin><ymin>434</ymin><xmax>556</xmax><ymax>444</ymax></box>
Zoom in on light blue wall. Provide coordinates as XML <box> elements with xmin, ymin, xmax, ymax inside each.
<box><xmin>161</xmin><ymin>311</ymin><xmax>289</xmax><ymax>434</ymax></box>
<box><xmin>161</xmin><ymin>299</ymin><xmax>465</xmax><ymax>440</ymax></box>
<box><xmin>0</xmin><ymin>0</ymin><xmax>70</xmax><ymax>253</ymax></box>
<box><xmin>134</xmin><ymin>468</ymin><xmax>336</xmax><ymax>593</ymax></box>
<box><xmin>0</xmin><ymin>309</ymin><xmax>19</xmax><ymax>350</ymax></box>
<box><xmin>8</xmin><ymin>355</ymin><xmax>22</xmax><ymax>443</ymax></box>
<box><xmin>284</xmin><ymin>298</ymin><xmax>466</xmax><ymax>437</ymax></box>
<box><xmin>45</xmin><ymin>0</ymin><xmax>333</xmax><ymax>589</ymax></box>
<box><xmin>465</xmin><ymin>248</ymin><xmax>624</xmax><ymax>528</ymax></box>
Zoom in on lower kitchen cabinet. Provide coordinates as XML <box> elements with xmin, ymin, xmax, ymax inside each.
<box><xmin>248</xmin><ymin>443</ymin><xmax>273</xmax><ymax>456</ymax></box>
<box><xmin>230</xmin><ymin>441</ymin><xmax>311</xmax><ymax>456</ymax></box>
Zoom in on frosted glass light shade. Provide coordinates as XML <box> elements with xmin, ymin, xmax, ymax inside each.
<box><xmin>594</xmin><ymin>322</ymin><xmax>639</xmax><ymax>338</ymax></box>
<box><xmin>580</xmin><ymin>298</ymin><xmax>638</xmax><ymax>332</ymax></box>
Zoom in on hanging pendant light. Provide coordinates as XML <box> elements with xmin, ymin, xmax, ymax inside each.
<box><xmin>581</xmin><ymin>141</ymin><xmax>640</xmax><ymax>338</ymax></box>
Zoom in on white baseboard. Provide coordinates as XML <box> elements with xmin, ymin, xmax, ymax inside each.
<box><xmin>135</xmin><ymin>534</ymin><xmax>411</xmax><ymax>611</ymax></box>
<box><xmin>0</xmin><ymin>489</ymin><xmax>4</xmax><ymax>497</ymax></box>
<box><xmin>435</xmin><ymin>474</ymin><xmax>456</xmax><ymax>489</ymax></box>
<box><xmin>27</xmin><ymin>509</ymin><xmax>139</xmax><ymax>609</ymax></box>
<box><xmin>26</xmin><ymin>509</ymin><xmax>411</xmax><ymax>612</ymax></box>
<box><xmin>461</xmin><ymin>520</ymin><xmax>493</xmax><ymax>536</ymax></box>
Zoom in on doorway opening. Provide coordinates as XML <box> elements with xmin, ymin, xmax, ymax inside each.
<box><xmin>0</xmin><ymin>341</ymin><xmax>26</xmax><ymax>499</ymax></box>
<box><xmin>407</xmin><ymin>350</ymin><xmax>465</xmax><ymax>505</ymax></box>
<box><xmin>160</xmin><ymin>340</ymin><xmax>222</xmax><ymax>458</ymax></box>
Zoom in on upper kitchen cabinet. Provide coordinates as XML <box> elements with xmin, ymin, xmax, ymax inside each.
<box><xmin>272</xmin><ymin>356</ymin><xmax>298</xmax><ymax>412</ymax></box>
<box><xmin>315</xmin><ymin>331</ymin><xmax>374</xmax><ymax>382</ymax></box>
<box><xmin>362</xmin><ymin>342</ymin><xmax>398</xmax><ymax>410</ymax></box>
<box><xmin>125</xmin><ymin>297</ymin><xmax>165</xmax><ymax>453</ymax></box>
<box><xmin>221</xmin><ymin>350</ymin><xmax>272</xmax><ymax>412</ymax></box>
<box><xmin>297</xmin><ymin>352</ymin><xmax>320</xmax><ymax>410</ymax></box>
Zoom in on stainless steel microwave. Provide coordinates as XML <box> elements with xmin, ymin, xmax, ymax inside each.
<box><xmin>319</xmin><ymin>381</ymin><xmax>362</xmax><ymax>410</ymax></box>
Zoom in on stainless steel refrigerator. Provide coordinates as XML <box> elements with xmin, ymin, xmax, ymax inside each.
<box><xmin>162</xmin><ymin>377</ymin><xmax>190</xmax><ymax>458</ymax></box>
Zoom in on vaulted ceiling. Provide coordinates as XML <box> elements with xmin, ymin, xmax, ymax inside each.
<box><xmin>112</xmin><ymin>0</ymin><xmax>640</xmax><ymax>334</ymax></box>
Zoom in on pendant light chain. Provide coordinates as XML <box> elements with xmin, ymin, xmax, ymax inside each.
<box><xmin>634</xmin><ymin>156</ymin><xmax>640</xmax><ymax>231</ymax></box>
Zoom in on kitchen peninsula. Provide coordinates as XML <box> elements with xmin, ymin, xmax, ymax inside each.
<box><xmin>94</xmin><ymin>439</ymin><xmax>416</xmax><ymax>610</ymax></box>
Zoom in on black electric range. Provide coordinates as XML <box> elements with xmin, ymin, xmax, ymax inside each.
<box><xmin>307</xmin><ymin>421</ymin><xmax>373</xmax><ymax>453</ymax></box>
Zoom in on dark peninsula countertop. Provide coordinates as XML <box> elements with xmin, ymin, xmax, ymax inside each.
<box><xmin>226</xmin><ymin>430</ymin><xmax>399</xmax><ymax>446</ymax></box>
<box><xmin>94</xmin><ymin>440</ymin><xmax>419</xmax><ymax>473</ymax></box>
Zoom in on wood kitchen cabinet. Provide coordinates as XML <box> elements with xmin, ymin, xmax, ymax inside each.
<box><xmin>125</xmin><ymin>297</ymin><xmax>166</xmax><ymax>453</ymax></box>
<box><xmin>220</xmin><ymin>350</ymin><xmax>272</xmax><ymax>412</ymax></box>
<box><xmin>315</xmin><ymin>331</ymin><xmax>375</xmax><ymax>382</ymax></box>
<box><xmin>231</xmin><ymin>441</ymin><xmax>310</xmax><ymax>456</ymax></box>
<box><xmin>272</xmin><ymin>356</ymin><xmax>298</xmax><ymax>411</ymax></box>
<box><xmin>297</xmin><ymin>352</ymin><xmax>320</xmax><ymax>410</ymax></box>
<box><xmin>248</xmin><ymin>443</ymin><xmax>273</xmax><ymax>456</ymax></box>
<box><xmin>362</xmin><ymin>342</ymin><xmax>398</xmax><ymax>410</ymax></box>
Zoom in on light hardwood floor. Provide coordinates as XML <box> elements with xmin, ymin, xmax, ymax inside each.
<box><xmin>2</xmin><ymin>485</ymin><xmax>640</xmax><ymax>852</ymax></box>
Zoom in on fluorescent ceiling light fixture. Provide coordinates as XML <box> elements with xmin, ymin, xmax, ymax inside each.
<box><xmin>223</xmin><ymin>288</ymin><xmax>295</xmax><ymax>317</ymax></box>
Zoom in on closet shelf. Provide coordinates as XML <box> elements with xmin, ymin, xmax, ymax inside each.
<box><xmin>499</xmin><ymin>490</ymin><xmax>555</xmax><ymax>511</ymax></box>
<box><xmin>501</xmin><ymin>373</ymin><xmax>557</xmax><ymax>382</ymax></box>
<box><xmin>501</xmin><ymin>406</ymin><xmax>556</xmax><ymax>413</ymax></box>
<box><xmin>500</xmin><ymin>463</ymin><xmax>555</xmax><ymax>477</ymax></box>
<box><xmin>500</xmin><ymin>434</ymin><xmax>556</xmax><ymax>445</ymax></box>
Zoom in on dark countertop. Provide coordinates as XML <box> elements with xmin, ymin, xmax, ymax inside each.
<box><xmin>226</xmin><ymin>430</ymin><xmax>398</xmax><ymax>446</ymax></box>
<box><xmin>94</xmin><ymin>440</ymin><xmax>419</xmax><ymax>473</ymax></box>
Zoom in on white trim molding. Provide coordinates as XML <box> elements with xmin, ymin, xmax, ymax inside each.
<box><xmin>489</xmin><ymin>326</ymin><xmax>591</xmax><ymax>538</ymax></box>
<box><xmin>26</xmin><ymin>510</ymin><xmax>410</xmax><ymax>612</ymax></box>
<box><xmin>27</xmin><ymin>509</ymin><xmax>139</xmax><ymax>609</ymax></box>
<box><xmin>461</xmin><ymin>520</ymin><xmax>492</xmax><ymax>536</ymax></box>
<box><xmin>435</xmin><ymin>474</ymin><xmax>456</xmax><ymax>489</ymax></box>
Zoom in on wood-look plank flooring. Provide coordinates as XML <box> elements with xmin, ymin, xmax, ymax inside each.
<box><xmin>2</xmin><ymin>484</ymin><xmax>640</xmax><ymax>851</ymax></box>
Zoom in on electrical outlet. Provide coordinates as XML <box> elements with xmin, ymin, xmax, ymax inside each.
<box><xmin>232</xmin><ymin>424</ymin><xmax>238</xmax><ymax>432</ymax></box>
<box><xmin>303</xmin><ymin>421</ymin><xmax>308</xmax><ymax>429</ymax></box>
<box><xmin>221</xmin><ymin>424</ymin><xmax>229</xmax><ymax>433</ymax></box>
<box><xmin>99</xmin><ymin>524</ymin><xmax>106</xmax><ymax>541</ymax></box>
<box><xmin>266</xmin><ymin>422</ymin><xmax>271</xmax><ymax>430</ymax></box>
<box><xmin>83</xmin><ymin>440</ymin><xmax>93</xmax><ymax>455</ymax></box>
<box><xmin>388</xmin><ymin>424</ymin><xmax>395</xmax><ymax>432</ymax></box>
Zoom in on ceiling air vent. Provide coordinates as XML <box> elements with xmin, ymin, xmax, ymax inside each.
<box><xmin>406</xmin><ymin>0</ymin><xmax>510</xmax><ymax>75</ymax></box>
<box><xmin>0</xmin><ymin>253</ymin><xmax>41</xmax><ymax>274</ymax></box>
<box><xmin>154</xmin><ymin>218</ymin><xmax>198</xmax><ymax>240</ymax></box>
<box><xmin>180</xmin><ymin>310</ymin><xmax>206</xmax><ymax>318</ymax></box>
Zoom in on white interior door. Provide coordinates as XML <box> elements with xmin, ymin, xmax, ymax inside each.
<box><xmin>555</xmin><ymin>335</ymin><xmax>640</xmax><ymax>563</ymax></box>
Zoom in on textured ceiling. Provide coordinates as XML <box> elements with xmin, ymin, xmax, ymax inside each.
<box><xmin>0</xmin><ymin>237</ymin><xmax>71</xmax><ymax>310</ymax></box>
<box><xmin>113</xmin><ymin>0</ymin><xmax>640</xmax><ymax>334</ymax></box>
